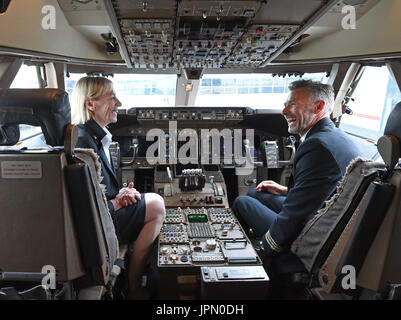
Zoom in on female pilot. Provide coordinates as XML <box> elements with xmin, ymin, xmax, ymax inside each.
<box><xmin>71</xmin><ymin>76</ymin><xmax>165</xmax><ymax>299</ymax></box>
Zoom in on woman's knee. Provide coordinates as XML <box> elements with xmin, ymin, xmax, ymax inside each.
<box><xmin>144</xmin><ymin>193</ymin><xmax>166</xmax><ymax>222</ymax></box>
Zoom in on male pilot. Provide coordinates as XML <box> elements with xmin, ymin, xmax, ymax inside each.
<box><xmin>232</xmin><ymin>79</ymin><xmax>361</xmax><ymax>294</ymax></box>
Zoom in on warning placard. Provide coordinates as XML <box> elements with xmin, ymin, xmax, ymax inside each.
<box><xmin>1</xmin><ymin>161</ymin><xmax>42</xmax><ymax>179</ymax></box>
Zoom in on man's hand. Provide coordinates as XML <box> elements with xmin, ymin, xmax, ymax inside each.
<box><xmin>111</xmin><ymin>182</ymin><xmax>141</xmax><ymax>211</ymax></box>
<box><xmin>256</xmin><ymin>180</ymin><xmax>288</xmax><ymax>196</ymax></box>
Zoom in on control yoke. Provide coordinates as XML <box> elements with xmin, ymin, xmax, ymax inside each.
<box><xmin>279</xmin><ymin>140</ymin><xmax>296</xmax><ymax>166</ymax></box>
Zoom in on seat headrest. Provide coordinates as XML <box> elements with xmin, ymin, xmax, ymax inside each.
<box><xmin>0</xmin><ymin>124</ymin><xmax>20</xmax><ymax>146</ymax></box>
<box><xmin>377</xmin><ymin>101</ymin><xmax>401</xmax><ymax>168</ymax></box>
<box><xmin>384</xmin><ymin>101</ymin><xmax>401</xmax><ymax>142</ymax></box>
<box><xmin>0</xmin><ymin>88</ymin><xmax>71</xmax><ymax>147</ymax></box>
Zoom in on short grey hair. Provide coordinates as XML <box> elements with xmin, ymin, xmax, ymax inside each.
<box><xmin>288</xmin><ymin>79</ymin><xmax>334</xmax><ymax>114</ymax></box>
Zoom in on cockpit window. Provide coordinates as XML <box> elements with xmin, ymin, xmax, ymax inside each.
<box><xmin>195</xmin><ymin>73</ymin><xmax>327</xmax><ymax>109</ymax></box>
<box><xmin>340</xmin><ymin>66</ymin><xmax>401</xmax><ymax>141</ymax></box>
<box><xmin>8</xmin><ymin>65</ymin><xmax>43</xmax><ymax>148</ymax></box>
<box><xmin>65</xmin><ymin>73</ymin><xmax>177</xmax><ymax>109</ymax></box>
<box><xmin>10</xmin><ymin>64</ymin><xmax>40</xmax><ymax>89</ymax></box>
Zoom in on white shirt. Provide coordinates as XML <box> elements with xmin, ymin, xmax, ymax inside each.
<box><xmin>300</xmin><ymin>127</ymin><xmax>312</xmax><ymax>143</ymax></box>
<box><xmin>101</xmin><ymin>127</ymin><xmax>113</xmax><ymax>165</ymax></box>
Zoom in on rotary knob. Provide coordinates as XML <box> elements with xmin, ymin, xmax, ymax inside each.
<box><xmin>206</xmin><ymin>239</ymin><xmax>217</xmax><ymax>250</ymax></box>
<box><xmin>169</xmin><ymin>254</ymin><xmax>179</xmax><ymax>261</ymax></box>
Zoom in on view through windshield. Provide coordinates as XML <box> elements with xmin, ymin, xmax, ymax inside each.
<box><xmin>65</xmin><ymin>72</ymin><xmax>327</xmax><ymax>110</ymax></box>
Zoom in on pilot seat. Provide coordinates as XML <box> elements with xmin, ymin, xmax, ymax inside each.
<box><xmin>0</xmin><ymin>88</ymin><xmax>125</xmax><ymax>300</ymax></box>
<box><xmin>290</xmin><ymin>101</ymin><xmax>401</xmax><ymax>300</ymax></box>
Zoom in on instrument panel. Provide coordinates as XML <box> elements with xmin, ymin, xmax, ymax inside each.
<box><xmin>108</xmin><ymin>0</ymin><xmax>323</xmax><ymax>70</ymax></box>
<box><xmin>158</xmin><ymin>207</ymin><xmax>260</xmax><ymax>267</ymax></box>
<box><xmin>137</xmin><ymin>108</ymin><xmax>244</xmax><ymax>121</ymax></box>
<box><xmin>118</xmin><ymin>106</ymin><xmax>250</xmax><ymax>122</ymax></box>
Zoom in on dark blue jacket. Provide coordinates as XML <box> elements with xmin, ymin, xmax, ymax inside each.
<box><xmin>263</xmin><ymin>117</ymin><xmax>361</xmax><ymax>268</ymax></box>
<box><xmin>75</xmin><ymin>119</ymin><xmax>119</xmax><ymax>215</ymax></box>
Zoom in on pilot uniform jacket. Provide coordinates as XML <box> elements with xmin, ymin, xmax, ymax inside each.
<box><xmin>75</xmin><ymin>119</ymin><xmax>146</xmax><ymax>244</ymax></box>
<box><xmin>76</xmin><ymin>119</ymin><xmax>119</xmax><ymax>211</ymax></box>
<box><xmin>261</xmin><ymin>117</ymin><xmax>361</xmax><ymax>273</ymax></box>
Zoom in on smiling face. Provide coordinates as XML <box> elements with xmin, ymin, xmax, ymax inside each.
<box><xmin>282</xmin><ymin>87</ymin><xmax>322</xmax><ymax>137</ymax></box>
<box><xmin>85</xmin><ymin>90</ymin><xmax>122</xmax><ymax>128</ymax></box>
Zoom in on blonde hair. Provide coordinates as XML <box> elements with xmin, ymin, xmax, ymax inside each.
<box><xmin>71</xmin><ymin>76</ymin><xmax>114</xmax><ymax>125</ymax></box>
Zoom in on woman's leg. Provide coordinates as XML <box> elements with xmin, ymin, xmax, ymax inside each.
<box><xmin>127</xmin><ymin>193</ymin><xmax>165</xmax><ymax>298</ymax></box>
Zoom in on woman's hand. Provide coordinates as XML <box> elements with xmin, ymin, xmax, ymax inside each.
<box><xmin>256</xmin><ymin>180</ymin><xmax>288</xmax><ymax>196</ymax></box>
<box><xmin>110</xmin><ymin>182</ymin><xmax>141</xmax><ymax>211</ymax></box>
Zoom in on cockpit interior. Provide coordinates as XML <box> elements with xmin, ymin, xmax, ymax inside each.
<box><xmin>0</xmin><ymin>0</ymin><xmax>401</xmax><ymax>304</ymax></box>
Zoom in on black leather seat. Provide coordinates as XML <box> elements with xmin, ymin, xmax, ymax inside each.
<box><xmin>0</xmin><ymin>89</ymin><xmax>119</xmax><ymax>300</ymax></box>
<box><xmin>355</xmin><ymin>102</ymin><xmax>401</xmax><ymax>298</ymax></box>
<box><xmin>290</xmin><ymin>102</ymin><xmax>401</xmax><ymax>299</ymax></box>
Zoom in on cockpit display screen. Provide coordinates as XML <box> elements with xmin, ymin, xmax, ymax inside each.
<box><xmin>187</xmin><ymin>214</ymin><xmax>208</xmax><ymax>223</ymax></box>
